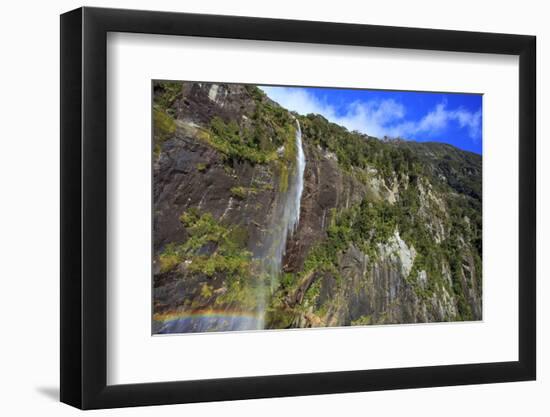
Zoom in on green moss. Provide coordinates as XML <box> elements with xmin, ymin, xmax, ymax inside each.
<box><xmin>153</xmin><ymin>107</ymin><xmax>176</xmax><ymax>155</ymax></box>
<box><xmin>230</xmin><ymin>186</ymin><xmax>247</xmax><ymax>199</ymax></box>
<box><xmin>200</xmin><ymin>283</ymin><xmax>214</xmax><ymax>298</ymax></box>
<box><xmin>158</xmin><ymin>249</ymin><xmax>180</xmax><ymax>273</ymax></box>
<box><xmin>154</xmin><ymin>81</ymin><xmax>182</xmax><ymax>112</ymax></box>
<box><xmin>230</xmin><ymin>186</ymin><xmax>258</xmax><ymax>200</ymax></box>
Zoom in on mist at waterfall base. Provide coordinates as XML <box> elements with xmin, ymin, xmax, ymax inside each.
<box><xmin>156</xmin><ymin>121</ymin><xmax>306</xmax><ymax>334</ymax></box>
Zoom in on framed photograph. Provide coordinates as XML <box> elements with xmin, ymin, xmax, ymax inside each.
<box><xmin>60</xmin><ymin>6</ymin><xmax>536</xmax><ymax>409</ymax></box>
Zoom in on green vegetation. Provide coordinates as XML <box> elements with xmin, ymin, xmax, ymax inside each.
<box><xmin>158</xmin><ymin>209</ymin><xmax>250</xmax><ymax>278</ymax></box>
<box><xmin>176</xmin><ymin>209</ymin><xmax>251</xmax><ymax>277</ymax></box>
<box><xmin>396</xmin><ymin>141</ymin><xmax>482</xmax><ymax>201</ymax></box>
<box><xmin>303</xmin><ymin>199</ymin><xmax>401</xmax><ymax>275</ymax></box>
<box><xmin>157</xmin><ymin>209</ymin><xmax>267</xmax><ymax>311</ymax></box>
<box><xmin>204</xmin><ymin>110</ymin><xmax>296</xmax><ymax>166</ymax></box>
<box><xmin>153</xmin><ymin>83</ymin><xmax>299</xmax><ymax>191</ymax></box>
<box><xmin>245</xmin><ymin>84</ymin><xmax>266</xmax><ymax>101</ymax></box>
<box><xmin>267</xmin><ymin>168</ymin><xmax>481</xmax><ymax>323</ymax></box>
<box><xmin>205</xmin><ymin>116</ymin><xmax>275</xmax><ymax>164</ymax></box>
<box><xmin>200</xmin><ymin>283</ymin><xmax>214</xmax><ymax>298</ymax></box>
<box><xmin>299</xmin><ymin>113</ymin><xmax>423</xmax><ymax>181</ymax></box>
<box><xmin>230</xmin><ymin>186</ymin><xmax>258</xmax><ymax>200</ymax></box>
<box><xmin>294</xmin><ymin>111</ymin><xmax>481</xmax><ymax>321</ymax></box>
<box><xmin>266</xmin><ymin>195</ymin><xmax>416</xmax><ymax>322</ymax></box>
<box><xmin>201</xmin><ymin>88</ymin><xmax>297</xmax><ymax>166</ymax></box>
<box><xmin>230</xmin><ymin>186</ymin><xmax>248</xmax><ymax>199</ymax></box>
<box><xmin>154</xmin><ymin>81</ymin><xmax>182</xmax><ymax>115</ymax></box>
<box><xmin>158</xmin><ymin>251</ymin><xmax>180</xmax><ymax>274</ymax></box>
<box><xmin>265</xmin><ymin>299</ymin><xmax>296</xmax><ymax>329</ymax></box>
<box><xmin>151</xmin><ymin>81</ymin><xmax>184</xmax><ymax>155</ymax></box>
<box><xmin>152</xmin><ymin>108</ymin><xmax>176</xmax><ymax>155</ymax></box>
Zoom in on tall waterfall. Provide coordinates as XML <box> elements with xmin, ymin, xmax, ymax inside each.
<box><xmin>288</xmin><ymin>120</ymin><xmax>306</xmax><ymax>235</ymax></box>
<box><xmin>254</xmin><ymin>119</ymin><xmax>306</xmax><ymax>327</ymax></box>
<box><xmin>266</xmin><ymin>119</ymin><xmax>305</xmax><ymax>274</ymax></box>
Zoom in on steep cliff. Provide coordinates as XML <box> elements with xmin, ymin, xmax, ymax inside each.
<box><xmin>152</xmin><ymin>81</ymin><xmax>482</xmax><ymax>333</ymax></box>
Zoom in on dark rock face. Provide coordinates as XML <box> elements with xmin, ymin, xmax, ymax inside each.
<box><xmin>153</xmin><ymin>82</ymin><xmax>283</xmax><ymax>257</ymax></box>
<box><xmin>154</xmin><ymin>136</ymin><xmax>277</xmax><ymax>254</ymax></box>
<box><xmin>152</xmin><ymin>81</ymin><xmax>483</xmax><ymax>333</ymax></box>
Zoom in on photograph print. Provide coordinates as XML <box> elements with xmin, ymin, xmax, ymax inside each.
<box><xmin>152</xmin><ymin>81</ymin><xmax>482</xmax><ymax>335</ymax></box>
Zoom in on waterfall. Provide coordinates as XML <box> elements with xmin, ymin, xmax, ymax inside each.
<box><xmin>266</xmin><ymin>119</ymin><xmax>305</xmax><ymax>272</ymax></box>
<box><xmin>276</xmin><ymin>119</ymin><xmax>305</xmax><ymax>250</ymax></box>
<box><xmin>288</xmin><ymin>120</ymin><xmax>305</xmax><ymax>235</ymax></box>
<box><xmin>254</xmin><ymin>119</ymin><xmax>306</xmax><ymax>328</ymax></box>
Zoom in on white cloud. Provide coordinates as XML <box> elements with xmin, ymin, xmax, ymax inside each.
<box><xmin>337</xmin><ymin>99</ymin><xmax>405</xmax><ymax>138</ymax></box>
<box><xmin>388</xmin><ymin>103</ymin><xmax>482</xmax><ymax>141</ymax></box>
<box><xmin>260</xmin><ymin>86</ymin><xmax>481</xmax><ymax>142</ymax></box>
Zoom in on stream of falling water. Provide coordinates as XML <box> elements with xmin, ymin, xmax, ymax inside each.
<box><xmin>265</xmin><ymin>120</ymin><xmax>305</xmax><ymax>272</ymax></box>
<box><xmin>288</xmin><ymin>120</ymin><xmax>305</xmax><ymax>234</ymax></box>
<box><xmin>157</xmin><ymin>120</ymin><xmax>306</xmax><ymax>334</ymax></box>
<box><xmin>254</xmin><ymin>119</ymin><xmax>306</xmax><ymax>329</ymax></box>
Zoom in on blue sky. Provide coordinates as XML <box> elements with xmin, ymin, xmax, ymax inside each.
<box><xmin>260</xmin><ymin>86</ymin><xmax>482</xmax><ymax>154</ymax></box>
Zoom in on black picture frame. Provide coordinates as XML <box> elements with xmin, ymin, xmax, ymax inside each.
<box><xmin>60</xmin><ymin>6</ymin><xmax>536</xmax><ymax>410</ymax></box>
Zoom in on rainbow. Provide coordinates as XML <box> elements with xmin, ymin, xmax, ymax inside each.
<box><xmin>153</xmin><ymin>309</ymin><xmax>263</xmax><ymax>333</ymax></box>
<box><xmin>153</xmin><ymin>309</ymin><xmax>260</xmax><ymax>324</ymax></box>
